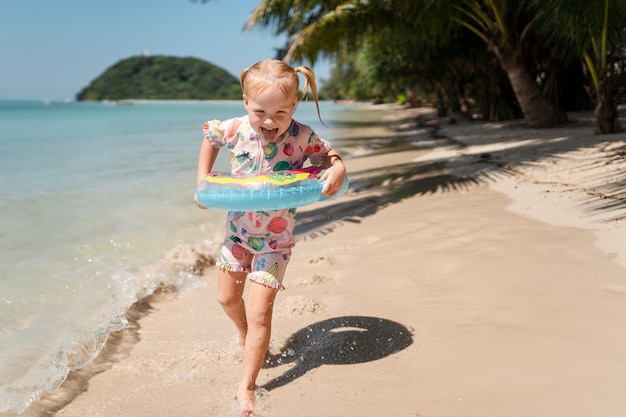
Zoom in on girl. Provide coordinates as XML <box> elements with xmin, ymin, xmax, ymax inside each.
<box><xmin>194</xmin><ymin>59</ymin><xmax>346</xmax><ymax>415</ymax></box>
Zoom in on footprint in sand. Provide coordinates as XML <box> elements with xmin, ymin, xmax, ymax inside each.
<box><xmin>276</xmin><ymin>295</ymin><xmax>322</xmax><ymax>316</ymax></box>
<box><xmin>307</xmin><ymin>255</ymin><xmax>337</xmax><ymax>265</ymax></box>
<box><xmin>296</xmin><ymin>274</ymin><xmax>332</xmax><ymax>288</ymax></box>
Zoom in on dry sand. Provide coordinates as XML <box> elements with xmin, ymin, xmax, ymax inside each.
<box><xmin>17</xmin><ymin>106</ymin><xmax>626</xmax><ymax>417</ymax></box>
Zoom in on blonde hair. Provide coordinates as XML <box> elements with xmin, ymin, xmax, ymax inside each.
<box><xmin>240</xmin><ymin>59</ymin><xmax>325</xmax><ymax>126</ymax></box>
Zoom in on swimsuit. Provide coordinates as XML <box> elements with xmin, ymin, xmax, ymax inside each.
<box><xmin>203</xmin><ymin>116</ymin><xmax>331</xmax><ymax>289</ymax></box>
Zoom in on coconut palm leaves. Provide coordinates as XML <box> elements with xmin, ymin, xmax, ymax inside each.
<box><xmin>449</xmin><ymin>0</ymin><xmax>569</xmax><ymax>127</ymax></box>
<box><xmin>243</xmin><ymin>0</ymin><xmax>624</xmax><ymax>132</ymax></box>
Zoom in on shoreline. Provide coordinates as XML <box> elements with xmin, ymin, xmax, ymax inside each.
<box><xmin>11</xmin><ymin>105</ymin><xmax>626</xmax><ymax>417</ymax></box>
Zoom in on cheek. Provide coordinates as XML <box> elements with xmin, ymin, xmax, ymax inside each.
<box><xmin>279</xmin><ymin>119</ymin><xmax>292</xmax><ymax>132</ymax></box>
<box><xmin>246</xmin><ymin>112</ymin><xmax>262</xmax><ymax>126</ymax></box>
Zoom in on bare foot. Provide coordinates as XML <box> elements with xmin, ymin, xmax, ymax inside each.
<box><xmin>237</xmin><ymin>385</ymin><xmax>257</xmax><ymax>416</ymax></box>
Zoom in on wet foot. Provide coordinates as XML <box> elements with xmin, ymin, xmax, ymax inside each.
<box><xmin>237</xmin><ymin>385</ymin><xmax>257</xmax><ymax>416</ymax></box>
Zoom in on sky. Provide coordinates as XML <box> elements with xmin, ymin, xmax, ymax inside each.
<box><xmin>0</xmin><ymin>0</ymin><xmax>332</xmax><ymax>100</ymax></box>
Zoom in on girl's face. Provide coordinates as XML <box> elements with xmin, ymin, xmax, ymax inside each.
<box><xmin>244</xmin><ymin>87</ymin><xmax>297</xmax><ymax>141</ymax></box>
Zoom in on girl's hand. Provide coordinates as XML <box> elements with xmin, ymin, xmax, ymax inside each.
<box><xmin>319</xmin><ymin>160</ymin><xmax>347</xmax><ymax>197</ymax></box>
<box><xmin>193</xmin><ymin>192</ymin><xmax>207</xmax><ymax>210</ymax></box>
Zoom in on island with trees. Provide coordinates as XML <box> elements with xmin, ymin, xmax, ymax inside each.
<box><xmin>76</xmin><ymin>55</ymin><xmax>241</xmax><ymax>101</ymax></box>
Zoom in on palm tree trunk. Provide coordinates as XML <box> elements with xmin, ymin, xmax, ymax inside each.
<box><xmin>499</xmin><ymin>50</ymin><xmax>568</xmax><ymax>128</ymax></box>
<box><xmin>593</xmin><ymin>74</ymin><xmax>623</xmax><ymax>134</ymax></box>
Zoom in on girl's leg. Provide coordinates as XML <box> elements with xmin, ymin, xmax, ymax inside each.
<box><xmin>217</xmin><ymin>269</ymin><xmax>248</xmax><ymax>346</ymax></box>
<box><xmin>238</xmin><ymin>283</ymin><xmax>278</xmax><ymax>415</ymax></box>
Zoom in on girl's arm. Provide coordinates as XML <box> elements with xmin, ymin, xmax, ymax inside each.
<box><xmin>194</xmin><ymin>139</ymin><xmax>220</xmax><ymax>209</ymax></box>
<box><xmin>197</xmin><ymin>139</ymin><xmax>220</xmax><ymax>184</ymax></box>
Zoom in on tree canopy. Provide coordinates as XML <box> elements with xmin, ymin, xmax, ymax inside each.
<box><xmin>243</xmin><ymin>0</ymin><xmax>625</xmax><ymax>133</ymax></box>
<box><xmin>76</xmin><ymin>55</ymin><xmax>241</xmax><ymax>101</ymax></box>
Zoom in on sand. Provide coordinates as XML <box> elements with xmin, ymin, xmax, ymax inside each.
<box><xmin>17</xmin><ymin>105</ymin><xmax>626</xmax><ymax>417</ymax></box>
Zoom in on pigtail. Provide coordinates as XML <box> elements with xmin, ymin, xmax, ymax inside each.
<box><xmin>294</xmin><ymin>66</ymin><xmax>328</xmax><ymax>128</ymax></box>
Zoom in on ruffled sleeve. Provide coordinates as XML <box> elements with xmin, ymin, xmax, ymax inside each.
<box><xmin>203</xmin><ymin>118</ymin><xmax>244</xmax><ymax>149</ymax></box>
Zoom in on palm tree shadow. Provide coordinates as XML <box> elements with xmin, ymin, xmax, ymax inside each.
<box><xmin>296</xmin><ymin>109</ymin><xmax>626</xmax><ymax>239</ymax></box>
<box><xmin>294</xmin><ymin>156</ymin><xmax>498</xmax><ymax>239</ymax></box>
<box><xmin>261</xmin><ymin>316</ymin><xmax>413</xmax><ymax>391</ymax></box>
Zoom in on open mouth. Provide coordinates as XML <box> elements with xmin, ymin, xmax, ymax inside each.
<box><xmin>261</xmin><ymin>127</ymin><xmax>279</xmax><ymax>139</ymax></box>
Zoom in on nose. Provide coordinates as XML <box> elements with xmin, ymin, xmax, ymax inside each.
<box><xmin>263</xmin><ymin>116</ymin><xmax>277</xmax><ymax>127</ymax></box>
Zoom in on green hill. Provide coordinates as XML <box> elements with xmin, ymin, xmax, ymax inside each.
<box><xmin>76</xmin><ymin>55</ymin><xmax>241</xmax><ymax>101</ymax></box>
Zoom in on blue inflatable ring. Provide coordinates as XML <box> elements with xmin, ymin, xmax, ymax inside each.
<box><xmin>196</xmin><ymin>167</ymin><xmax>349</xmax><ymax>211</ymax></box>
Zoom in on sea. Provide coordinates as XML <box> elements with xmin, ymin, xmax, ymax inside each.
<box><xmin>0</xmin><ymin>99</ymin><xmax>359</xmax><ymax>413</ymax></box>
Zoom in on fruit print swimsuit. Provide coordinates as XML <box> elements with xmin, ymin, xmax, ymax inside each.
<box><xmin>203</xmin><ymin>116</ymin><xmax>332</xmax><ymax>289</ymax></box>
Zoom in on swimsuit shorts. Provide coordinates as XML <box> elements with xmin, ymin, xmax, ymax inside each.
<box><xmin>217</xmin><ymin>238</ymin><xmax>291</xmax><ymax>290</ymax></box>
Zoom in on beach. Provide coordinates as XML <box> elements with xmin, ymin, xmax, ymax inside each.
<box><xmin>16</xmin><ymin>105</ymin><xmax>626</xmax><ymax>417</ymax></box>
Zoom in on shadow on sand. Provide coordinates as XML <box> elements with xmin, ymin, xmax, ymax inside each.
<box><xmin>295</xmin><ymin>108</ymin><xmax>626</xmax><ymax>240</ymax></box>
<box><xmin>262</xmin><ymin>316</ymin><xmax>413</xmax><ymax>390</ymax></box>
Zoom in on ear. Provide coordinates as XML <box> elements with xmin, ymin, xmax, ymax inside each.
<box><xmin>243</xmin><ymin>94</ymin><xmax>249</xmax><ymax>108</ymax></box>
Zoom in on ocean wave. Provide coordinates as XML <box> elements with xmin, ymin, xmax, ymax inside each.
<box><xmin>0</xmin><ymin>240</ymin><xmax>218</xmax><ymax>414</ymax></box>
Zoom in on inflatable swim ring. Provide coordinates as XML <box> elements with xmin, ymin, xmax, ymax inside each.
<box><xmin>196</xmin><ymin>166</ymin><xmax>349</xmax><ymax>211</ymax></box>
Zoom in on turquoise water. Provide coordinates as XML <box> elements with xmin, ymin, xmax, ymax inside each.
<box><xmin>0</xmin><ymin>99</ymin><xmax>349</xmax><ymax>413</ymax></box>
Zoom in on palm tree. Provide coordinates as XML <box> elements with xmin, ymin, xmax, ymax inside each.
<box><xmin>530</xmin><ymin>0</ymin><xmax>626</xmax><ymax>134</ymax></box>
<box><xmin>245</xmin><ymin>0</ymin><xmax>570</xmax><ymax>128</ymax></box>
<box><xmin>450</xmin><ymin>0</ymin><xmax>569</xmax><ymax>127</ymax></box>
